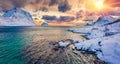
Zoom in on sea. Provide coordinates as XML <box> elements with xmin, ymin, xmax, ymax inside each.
<box><xmin>0</xmin><ymin>26</ymin><xmax>83</xmax><ymax>64</ymax></box>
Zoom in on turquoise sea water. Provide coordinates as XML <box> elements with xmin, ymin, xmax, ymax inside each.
<box><xmin>0</xmin><ymin>27</ymin><xmax>33</xmax><ymax>64</ymax></box>
<box><xmin>0</xmin><ymin>26</ymin><xmax>82</xmax><ymax>64</ymax></box>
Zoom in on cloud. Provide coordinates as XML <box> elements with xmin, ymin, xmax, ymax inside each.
<box><xmin>58</xmin><ymin>16</ymin><xmax>75</xmax><ymax>22</ymax></box>
<box><xmin>49</xmin><ymin>0</ymin><xmax>59</xmax><ymax>6</ymax></box>
<box><xmin>58</xmin><ymin>4</ymin><xmax>71</xmax><ymax>12</ymax></box>
<box><xmin>0</xmin><ymin>0</ymin><xmax>14</xmax><ymax>10</ymax></box>
<box><xmin>42</xmin><ymin>15</ymin><xmax>56</xmax><ymax>20</ymax></box>
<box><xmin>0</xmin><ymin>0</ymin><xmax>71</xmax><ymax>12</ymax></box>
<box><xmin>42</xmin><ymin>15</ymin><xmax>75</xmax><ymax>22</ymax></box>
<box><xmin>11</xmin><ymin>0</ymin><xmax>26</xmax><ymax>7</ymax></box>
<box><xmin>27</xmin><ymin>0</ymin><xmax>71</xmax><ymax>12</ymax></box>
<box><xmin>0</xmin><ymin>0</ymin><xmax>119</xmax><ymax>15</ymax></box>
<box><xmin>104</xmin><ymin>0</ymin><xmax>120</xmax><ymax>7</ymax></box>
<box><xmin>0</xmin><ymin>0</ymin><xmax>27</xmax><ymax>10</ymax></box>
<box><xmin>58</xmin><ymin>0</ymin><xmax>71</xmax><ymax>12</ymax></box>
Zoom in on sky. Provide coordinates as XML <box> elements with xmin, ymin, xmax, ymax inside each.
<box><xmin>0</xmin><ymin>0</ymin><xmax>120</xmax><ymax>26</ymax></box>
<box><xmin>0</xmin><ymin>0</ymin><xmax>119</xmax><ymax>11</ymax></box>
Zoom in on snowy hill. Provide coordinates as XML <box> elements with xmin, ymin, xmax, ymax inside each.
<box><xmin>95</xmin><ymin>16</ymin><xmax>117</xmax><ymax>26</ymax></box>
<box><xmin>69</xmin><ymin>16</ymin><xmax>120</xmax><ymax>64</ymax></box>
<box><xmin>0</xmin><ymin>8</ymin><xmax>35</xmax><ymax>26</ymax></box>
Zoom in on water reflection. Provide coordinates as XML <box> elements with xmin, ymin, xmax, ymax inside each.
<box><xmin>0</xmin><ymin>27</ymin><xmax>83</xmax><ymax>64</ymax></box>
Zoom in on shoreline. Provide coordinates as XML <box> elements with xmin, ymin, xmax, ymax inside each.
<box><xmin>21</xmin><ymin>31</ymin><xmax>106</xmax><ymax>64</ymax></box>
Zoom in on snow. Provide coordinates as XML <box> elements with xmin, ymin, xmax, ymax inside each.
<box><xmin>86</xmin><ymin>26</ymin><xmax>112</xmax><ymax>39</ymax></box>
<box><xmin>69</xmin><ymin>16</ymin><xmax>120</xmax><ymax>64</ymax></box>
<box><xmin>95</xmin><ymin>16</ymin><xmax>117</xmax><ymax>26</ymax></box>
<box><xmin>3</xmin><ymin>8</ymin><xmax>16</xmax><ymax>17</ymax></box>
<box><xmin>97</xmin><ymin>34</ymin><xmax>120</xmax><ymax>64</ymax></box>
<box><xmin>69</xmin><ymin>27</ymin><xmax>93</xmax><ymax>34</ymax></box>
<box><xmin>74</xmin><ymin>38</ymin><xmax>102</xmax><ymax>52</ymax></box>
<box><xmin>0</xmin><ymin>8</ymin><xmax>35</xmax><ymax>26</ymax></box>
<box><xmin>84</xmin><ymin>22</ymin><xmax>94</xmax><ymax>26</ymax></box>
<box><xmin>73</xmin><ymin>38</ymin><xmax>83</xmax><ymax>43</ymax></box>
<box><xmin>107</xmin><ymin>21</ymin><xmax>120</xmax><ymax>32</ymax></box>
<box><xmin>59</xmin><ymin>41</ymin><xmax>70</xmax><ymax>47</ymax></box>
<box><xmin>87</xmin><ymin>29</ymin><xmax>105</xmax><ymax>39</ymax></box>
<box><xmin>87</xmin><ymin>21</ymin><xmax>120</xmax><ymax>39</ymax></box>
<box><xmin>73</xmin><ymin>34</ymin><xmax>120</xmax><ymax>64</ymax></box>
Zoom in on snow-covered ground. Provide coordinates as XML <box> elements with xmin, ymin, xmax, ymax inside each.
<box><xmin>95</xmin><ymin>16</ymin><xmax>117</xmax><ymax>26</ymax></box>
<box><xmin>73</xmin><ymin>34</ymin><xmax>120</xmax><ymax>64</ymax></box>
<box><xmin>68</xmin><ymin>16</ymin><xmax>120</xmax><ymax>64</ymax></box>
<box><xmin>0</xmin><ymin>8</ymin><xmax>35</xmax><ymax>26</ymax></box>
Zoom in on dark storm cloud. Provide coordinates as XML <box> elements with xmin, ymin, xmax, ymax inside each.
<box><xmin>58</xmin><ymin>0</ymin><xmax>71</xmax><ymax>12</ymax></box>
<box><xmin>12</xmin><ymin>0</ymin><xmax>27</xmax><ymax>7</ymax></box>
<box><xmin>42</xmin><ymin>15</ymin><xmax>75</xmax><ymax>22</ymax></box>
<box><xmin>42</xmin><ymin>15</ymin><xmax>56</xmax><ymax>20</ymax></box>
<box><xmin>0</xmin><ymin>0</ymin><xmax>27</xmax><ymax>10</ymax></box>
<box><xmin>30</xmin><ymin>0</ymin><xmax>71</xmax><ymax>12</ymax></box>
<box><xmin>57</xmin><ymin>16</ymin><xmax>75</xmax><ymax>22</ymax></box>
<box><xmin>0</xmin><ymin>0</ymin><xmax>71</xmax><ymax>12</ymax></box>
<box><xmin>58</xmin><ymin>1</ymin><xmax>70</xmax><ymax>12</ymax></box>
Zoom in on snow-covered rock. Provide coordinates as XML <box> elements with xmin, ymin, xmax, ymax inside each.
<box><xmin>59</xmin><ymin>41</ymin><xmax>71</xmax><ymax>48</ymax></box>
<box><xmin>73</xmin><ymin>34</ymin><xmax>120</xmax><ymax>64</ymax></box>
<box><xmin>73</xmin><ymin>38</ymin><xmax>83</xmax><ymax>43</ymax></box>
<box><xmin>70</xmin><ymin>19</ymin><xmax>120</xmax><ymax>39</ymax></box>
<box><xmin>86</xmin><ymin>27</ymin><xmax>106</xmax><ymax>39</ymax></box>
<box><xmin>69</xmin><ymin>27</ymin><xmax>93</xmax><ymax>34</ymax></box>
<box><xmin>87</xmin><ymin>19</ymin><xmax>120</xmax><ymax>39</ymax></box>
<box><xmin>106</xmin><ymin>19</ymin><xmax>120</xmax><ymax>32</ymax></box>
<box><xmin>95</xmin><ymin>16</ymin><xmax>117</xmax><ymax>26</ymax></box>
<box><xmin>0</xmin><ymin>8</ymin><xmax>35</xmax><ymax>26</ymax></box>
<box><xmin>74</xmin><ymin>38</ymin><xmax>102</xmax><ymax>52</ymax></box>
<box><xmin>97</xmin><ymin>34</ymin><xmax>120</xmax><ymax>64</ymax></box>
<box><xmin>84</xmin><ymin>22</ymin><xmax>95</xmax><ymax>26</ymax></box>
<box><xmin>69</xmin><ymin>16</ymin><xmax>120</xmax><ymax>64</ymax></box>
